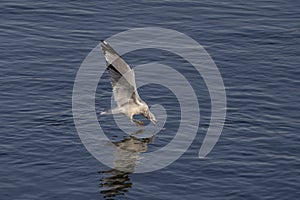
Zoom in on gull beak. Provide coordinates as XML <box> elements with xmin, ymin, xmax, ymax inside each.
<box><xmin>148</xmin><ymin>112</ymin><xmax>157</xmax><ymax>125</ymax></box>
<box><xmin>151</xmin><ymin>118</ymin><xmax>158</xmax><ymax>125</ymax></box>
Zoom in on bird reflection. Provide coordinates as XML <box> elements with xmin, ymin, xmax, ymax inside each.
<box><xmin>99</xmin><ymin>129</ymin><xmax>154</xmax><ymax>199</ymax></box>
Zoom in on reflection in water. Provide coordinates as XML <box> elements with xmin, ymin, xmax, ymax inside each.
<box><xmin>100</xmin><ymin>169</ymin><xmax>131</xmax><ymax>199</ymax></box>
<box><xmin>99</xmin><ymin>130</ymin><xmax>154</xmax><ymax>199</ymax></box>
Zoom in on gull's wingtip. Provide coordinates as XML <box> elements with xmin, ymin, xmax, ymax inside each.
<box><xmin>100</xmin><ymin>40</ymin><xmax>108</xmax><ymax>52</ymax></box>
<box><xmin>101</xmin><ymin>40</ymin><xmax>108</xmax><ymax>44</ymax></box>
<box><xmin>100</xmin><ymin>40</ymin><xmax>109</xmax><ymax>51</ymax></box>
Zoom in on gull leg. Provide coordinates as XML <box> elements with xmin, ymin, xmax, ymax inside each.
<box><xmin>133</xmin><ymin>119</ymin><xmax>144</xmax><ymax>125</ymax></box>
<box><xmin>130</xmin><ymin>116</ymin><xmax>137</xmax><ymax>126</ymax></box>
<box><xmin>131</xmin><ymin>120</ymin><xmax>140</xmax><ymax>126</ymax></box>
<box><xmin>130</xmin><ymin>116</ymin><xmax>144</xmax><ymax>126</ymax></box>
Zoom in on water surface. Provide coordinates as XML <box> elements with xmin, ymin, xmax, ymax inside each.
<box><xmin>1</xmin><ymin>0</ymin><xmax>299</xmax><ymax>199</ymax></box>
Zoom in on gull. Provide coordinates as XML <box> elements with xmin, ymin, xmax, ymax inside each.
<box><xmin>100</xmin><ymin>40</ymin><xmax>157</xmax><ymax>126</ymax></box>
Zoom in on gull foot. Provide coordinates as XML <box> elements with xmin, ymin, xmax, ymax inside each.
<box><xmin>131</xmin><ymin>119</ymin><xmax>144</xmax><ymax>126</ymax></box>
<box><xmin>135</xmin><ymin>120</ymin><xmax>144</xmax><ymax>125</ymax></box>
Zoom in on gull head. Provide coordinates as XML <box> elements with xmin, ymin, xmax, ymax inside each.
<box><xmin>140</xmin><ymin>103</ymin><xmax>157</xmax><ymax>125</ymax></box>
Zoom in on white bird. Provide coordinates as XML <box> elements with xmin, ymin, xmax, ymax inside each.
<box><xmin>100</xmin><ymin>40</ymin><xmax>157</xmax><ymax>126</ymax></box>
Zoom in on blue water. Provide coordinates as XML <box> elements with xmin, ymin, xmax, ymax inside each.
<box><xmin>1</xmin><ymin>0</ymin><xmax>300</xmax><ymax>199</ymax></box>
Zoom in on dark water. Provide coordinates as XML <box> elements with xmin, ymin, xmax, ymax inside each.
<box><xmin>1</xmin><ymin>0</ymin><xmax>300</xmax><ymax>199</ymax></box>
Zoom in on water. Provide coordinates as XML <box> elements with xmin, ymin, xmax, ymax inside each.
<box><xmin>1</xmin><ymin>0</ymin><xmax>300</xmax><ymax>199</ymax></box>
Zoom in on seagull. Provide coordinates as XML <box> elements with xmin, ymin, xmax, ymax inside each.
<box><xmin>100</xmin><ymin>40</ymin><xmax>157</xmax><ymax>126</ymax></box>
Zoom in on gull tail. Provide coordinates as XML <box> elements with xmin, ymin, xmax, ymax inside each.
<box><xmin>100</xmin><ymin>110</ymin><xmax>111</xmax><ymax>115</ymax></box>
<box><xmin>100</xmin><ymin>107</ymin><xmax>121</xmax><ymax>115</ymax></box>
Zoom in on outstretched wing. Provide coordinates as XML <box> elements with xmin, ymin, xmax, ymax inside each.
<box><xmin>100</xmin><ymin>40</ymin><xmax>142</xmax><ymax>107</ymax></box>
